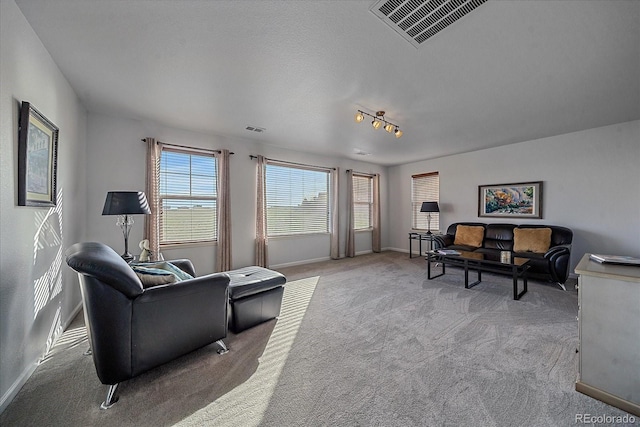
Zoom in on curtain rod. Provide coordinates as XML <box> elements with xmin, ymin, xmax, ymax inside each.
<box><xmin>141</xmin><ymin>138</ymin><xmax>234</xmax><ymax>155</ymax></box>
<box><xmin>250</xmin><ymin>155</ymin><xmax>336</xmax><ymax>171</ymax></box>
<box><xmin>346</xmin><ymin>169</ymin><xmax>376</xmax><ymax>177</ymax></box>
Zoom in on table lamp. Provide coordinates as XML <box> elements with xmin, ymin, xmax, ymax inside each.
<box><xmin>102</xmin><ymin>191</ymin><xmax>151</xmax><ymax>262</ymax></box>
<box><xmin>420</xmin><ymin>201</ymin><xmax>440</xmax><ymax>235</ymax></box>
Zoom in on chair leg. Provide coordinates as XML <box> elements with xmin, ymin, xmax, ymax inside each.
<box><xmin>100</xmin><ymin>383</ymin><xmax>119</xmax><ymax>409</ymax></box>
<box><xmin>216</xmin><ymin>339</ymin><xmax>229</xmax><ymax>355</ymax></box>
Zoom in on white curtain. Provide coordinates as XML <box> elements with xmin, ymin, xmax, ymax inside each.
<box><xmin>216</xmin><ymin>149</ymin><xmax>232</xmax><ymax>272</ymax></box>
<box><xmin>330</xmin><ymin>167</ymin><xmax>340</xmax><ymax>259</ymax></box>
<box><xmin>144</xmin><ymin>138</ymin><xmax>161</xmax><ymax>260</ymax></box>
<box><xmin>255</xmin><ymin>155</ymin><xmax>268</xmax><ymax>267</ymax></box>
<box><xmin>345</xmin><ymin>169</ymin><xmax>355</xmax><ymax>258</ymax></box>
<box><xmin>372</xmin><ymin>173</ymin><xmax>381</xmax><ymax>253</ymax></box>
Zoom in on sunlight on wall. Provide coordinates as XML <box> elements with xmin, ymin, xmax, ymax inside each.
<box><xmin>181</xmin><ymin>276</ymin><xmax>319</xmax><ymax>426</ymax></box>
<box><xmin>39</xmin><ymin>306</ymin><xmax>61</xmax><ymax>361</ymax></box>
<box><xmin>39</xmin><ymin>323</ymin><xmax>88</xmax><ymax>365</ymax></box>
<box><xmin>32</xmin><ymin>189</ymin><xmax>64</xmax><ymax>319</ymax></box>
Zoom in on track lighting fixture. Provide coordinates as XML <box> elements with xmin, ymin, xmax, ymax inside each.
<box><xmin>354</xmin><ymin>110</ymin><xmax>402</xmax><ymax>139</ymax></box>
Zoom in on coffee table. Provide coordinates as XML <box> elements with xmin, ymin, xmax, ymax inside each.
<box><xmin>426</xmin><ymin>250</ymin><xmax>530</xmax><ymax>300</ymax></box>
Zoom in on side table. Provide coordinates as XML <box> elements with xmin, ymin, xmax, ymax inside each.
<box><xmin>408</xmin><ymin>232</ymin><xmax>440</xmax><ymax>258</ymax></box>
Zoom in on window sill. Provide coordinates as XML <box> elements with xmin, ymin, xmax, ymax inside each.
<box><xmin>267</xmin><ymin>232</ymin><xmax>330</xmax><ymax>240</ymax></box>
<box><xmin>160</xmin><ymin>240</ymin><xmax>217</xmax><ymax>250</ymax></box>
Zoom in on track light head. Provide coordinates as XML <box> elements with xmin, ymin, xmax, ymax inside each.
<box><xmin>355</xmin><ymin>109</ymin><xmax>402</xmax><ymax>139</ymax></box>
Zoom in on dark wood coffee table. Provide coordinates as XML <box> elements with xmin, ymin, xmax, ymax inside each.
<box><xmin>426</xmin><ymin>250</ymin><xmax>530</xmax><ymax>300</ymax></box>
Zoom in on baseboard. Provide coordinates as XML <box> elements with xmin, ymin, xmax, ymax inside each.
<box><xmin>271</xmin><ymin>256</ymin><xmax>332</xmax><ymax>269</ymax></box>
<box><xmin>0</xmin><ymin>301</ymin><xmax>83</xmax><ymax>414</ymax></box>
<box><xmin>0</xmin><ymin>362</ymin><xmax>38</xmax><ymax>415</ymax></box>
<box><xmin>386</xmin><ymin>247</ymin><xmax>409</xmax><ymax>254</ymax></box>
<box><xmin>270</xmin><ymin>249</ymin><xmax>407</xmax><ymax>269</ymax></box>
<box><xmin>576</xmin><ymin>380</ymin><xmax>640</xmax><ymax>417</ymax></box>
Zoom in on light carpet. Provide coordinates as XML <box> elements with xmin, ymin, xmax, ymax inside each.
<box><xmin>1</xmin><ymin>251</ymin><xmax>637</xmax><ymax>426</ymax></box>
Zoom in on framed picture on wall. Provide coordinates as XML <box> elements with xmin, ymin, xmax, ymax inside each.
<box><xmin>18</xmin><ymin>101</ymin><xmax>59</xmax><ymax>207</ymax></box>
<box><xmin>478</xmin><ymin>181</ymin><xmax>542</xmax><ymax>218</ymax></box>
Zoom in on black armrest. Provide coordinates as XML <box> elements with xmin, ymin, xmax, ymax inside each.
<box><xmin>545</xmin><ymin>245</ymin><xmax>571</xmax><ymax>284</ymax></box>
<box><xmin>544</xmin><ymin>244</ymin><xmax>570</xmax><ymax>259</ymax></box>
<box><xmin>435</xmin><ymin>234</ymin><xmax>454</xmax><ymax>248</ymax></box>
<box><xmin>131</xmin><ymin>273</ymin><xmax>230</xmax><ymax>376</ymax></box>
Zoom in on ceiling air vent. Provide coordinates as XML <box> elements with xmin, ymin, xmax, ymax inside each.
<box><xmin>370</xmin><ymin>0</ymin><xmax>488</xmax><ymax>48</ymax></box>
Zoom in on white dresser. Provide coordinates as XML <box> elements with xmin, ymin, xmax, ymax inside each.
<box><xmin>575</xmin><ymin>253</ymin><xmax>640</xmax><ymax>416</ymax></box>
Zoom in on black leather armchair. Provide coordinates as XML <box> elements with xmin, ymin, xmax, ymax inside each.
<box><xmin>65</xmin><ymin>242</ymin><xmax>230</xmax><ymax>409</ymax></box>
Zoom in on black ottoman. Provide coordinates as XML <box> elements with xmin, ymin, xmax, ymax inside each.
<box><xmin>227</xmin><ymin>266</ymin><xmax>286</xmax><ymax>333</ymax></box>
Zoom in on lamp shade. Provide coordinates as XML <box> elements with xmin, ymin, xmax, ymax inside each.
<box><xmin>420</xmin><ymin>201</ymin><xmax>439</xmax><ymax>213</ymax></box>
<box><xmin>102</xmin><ymin>191</ymin><xmax>151</xmax><ymax>215</ymax></box>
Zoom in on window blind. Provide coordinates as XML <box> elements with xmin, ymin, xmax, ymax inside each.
<box><xmin>265</xmin><ymin>161</ymin><xmax>330</xmax><ymax>236</ymax></box>
<box><xmin>353</xmin><ymin>174</ymin><xmax>373</xmax><ymax>230</ymax></box>
<box><xmin>411</xmin><ymin>172</ymin><xmax>440</xmax><ymax>231</ymax></box>
<box><xmin>159</xmin><ymin>148</ymin><xmax>217</xmax><ymax>244</ymax></box>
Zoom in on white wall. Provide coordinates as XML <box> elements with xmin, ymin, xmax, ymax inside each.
<box><xmin>86</xmin><ymin>113</ymin><xmax>389</xmax><ymax>275</ymax></box>
<box><xmin>388</xmin><ymin>120</ymin><xmax>640</xmax><ymax>273</ymax></box>
<box><xmin>0</xmin><ymin>0</ymin><xmax>88</xmax><ymax>412</ymax></box>
<box><xmin>2</xmin><ymin>0</ymin><xmax>637</xmax><ymax>414</ymax></box>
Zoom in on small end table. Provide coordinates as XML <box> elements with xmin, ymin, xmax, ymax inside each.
<box><xmin>408</xmin><ymin>232</ymin><xmax>440</xmax><ymax>258</ymax></box>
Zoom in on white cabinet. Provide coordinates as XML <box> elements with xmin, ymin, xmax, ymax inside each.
<box><xmin>575</xmin><ymin>253</ymin><xmax>640</xmax><ymax>417</ymax></box>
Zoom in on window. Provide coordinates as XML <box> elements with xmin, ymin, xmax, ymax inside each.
<box><xmin>159</xmin><ymin>148</ymin><xmax>217</xmax><ymax>244</ymax></box>
<box><xmin>352</xmin><ymin>174</ymin><xmax>373</xmax><ymax>230</ymax></box>
<box><xmin>265</xmin><ymin>161</ymin><xmax>331</xmax><ymax>236</ymax></box>
<box><xmin>412</xmin><ymin>172</ymin><xmax>439</xmax><ymax>231</ymax></box>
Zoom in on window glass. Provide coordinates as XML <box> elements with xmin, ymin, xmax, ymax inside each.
<box><xmin>159</xmin><ymin>148</ymin><xmax>217</xmax><ymax>244</ymax></box>
<box><xmin>265</xmin><ymin>162</ymin><xmax>330</xmax><ymax>236</ymax></box>
<box><xmin>411</xmin><ymin>172</ymin><xmax>439</xmax><ymax>231</ymax></box>
<box><xmin>353</xmin><ymin>174</ymin><xmax>373</xmax><ymax>230</ymax></box>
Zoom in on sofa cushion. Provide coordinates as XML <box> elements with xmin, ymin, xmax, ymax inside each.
<box><xmin>130</xmin><ymin>262</ymin><xmax>194</xmax><ymax>288</ymax></box>
<box><xmin>133</xmin><ymin>269</ymin><xmax>176</xmax><ymax>288</ymax></box>
<box><xmin>513</xmin><ymin>228</ymin><xmax>552</xmax><ymax>253</ymax></box>
<box><xmin>454</xmin><ymin>225</ymin><xmax>485</xmax><ymax>248</ymax></box>
<box><xmin>484</xmin><ymin>224</ymin><xmax>516</xmax><ymax>250</ymax></box>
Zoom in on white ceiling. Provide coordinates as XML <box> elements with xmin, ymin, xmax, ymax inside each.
<box><xmin>15</xmin><ymin>0</ymin><xmax>640</xmax><ymax>166</ymax></box>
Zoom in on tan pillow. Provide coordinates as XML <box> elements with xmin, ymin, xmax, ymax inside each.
<box><xmin>454</xmin><ymin>225</ymin><xmax>485</xmax><ymax>247</ymax></box>
<box><xmin>513</xmin><ymin>228</ymin><xmax>552</xmax><ymax>253</ymax></box>
<box><xmin>134</xmin><ymin>272</ymin><xmax>176</xmax><ymax>288</ymax></box>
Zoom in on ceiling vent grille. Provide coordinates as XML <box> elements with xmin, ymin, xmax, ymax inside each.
<box><xmin>370</xmin><ymin>0</ymin><xmax>488</xmax><ymax>48</ymax></box>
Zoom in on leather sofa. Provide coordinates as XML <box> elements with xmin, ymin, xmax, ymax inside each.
<box><xmin>65</xmin><ymin>242</ymin><xmax>230</xmax><ymax>409</ymax></box>
<box><xmin>434</xmin><ymin>222</ymin><xmax>573</xmax><ymax>288</ymax></box>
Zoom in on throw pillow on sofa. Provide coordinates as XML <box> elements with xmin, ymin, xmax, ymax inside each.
<box><xmin>454</xmin><ymin>225</ymin><xmax>485</xmax><ymax>247</ymax></box>
<box><xmin>513</xmin><ymin>228</ymin><xmax>552</xmax><ymax>253</ymax></box>
<box><xmin>130</xmin><ymin>262</ymin><xmax>194</xmax><ymax>288</ymax></box>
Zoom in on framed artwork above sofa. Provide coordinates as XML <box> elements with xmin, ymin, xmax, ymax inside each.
<box><xmin>478</xmin><ymin>181</ymin><xmax>542</xmax><ymax>218</ymax></box>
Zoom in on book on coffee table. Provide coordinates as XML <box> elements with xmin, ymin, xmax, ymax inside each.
<box><xmin>437</xmin><ymin>249</ymin><xmax>460</xmax><ymax>255</ymax></box>
<box><xmin>589</xmin><ymin>254</ymin><xmax>640</xmax><ymax>266</ymax></box>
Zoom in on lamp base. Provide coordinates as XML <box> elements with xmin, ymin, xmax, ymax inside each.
<box><xmin>121</xmin><ymin>253</ymin><xmax>133</xmax><ymax>263</ymax></box>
